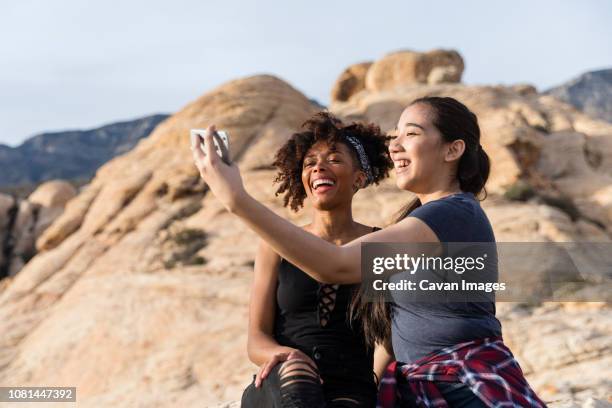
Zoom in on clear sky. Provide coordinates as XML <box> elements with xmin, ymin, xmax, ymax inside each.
<box><xmin>1</xmin><ymin>0</ymin><xmax>610</xmax><ymax>146</ymax></box>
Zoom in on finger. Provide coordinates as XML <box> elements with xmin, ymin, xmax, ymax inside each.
<box><xmin>255</xmin><ymin>365</ymin><xmax>265</xmax><ymax>388</ymax></box>
<box><xmin>190</xmin><ymin>131</ymin><xmax>206</xmax><ymax>159</ymax></box>
<box><xmin>202</xmin><ymin>128</ymin><xmax>218</xmax><ymax>163</ymax></box>
<box><xmin>260</xmin><ymin>356</ymin><xmax>279</xmax><ymax>380</ymax></box>
<box><xmin>191</xmin><ymin>140</ymin><xmax>205</xmax><ymax>162</ymax></box>
<box><xmin>257</xmin><ymin>361</ymin><xmax>274</xmax><ymax>388</ymax></box>
<box><xmin>213</xmin><ymin>132</ymin><xmax>231</xmax><ymax>164</ymax></box>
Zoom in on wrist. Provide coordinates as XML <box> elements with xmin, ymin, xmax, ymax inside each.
<box><xmin>228</xmin><ymin>188</ymin><xmax>251</xmax><ymax>215</ymax></box>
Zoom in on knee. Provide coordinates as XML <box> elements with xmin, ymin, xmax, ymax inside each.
<box><xmin>278</xmin><ymin>358</ymin><xmax>320</xmax><ymax>387</ymax></box>
<box><xmin>278</xmin><ymin>359</ymin><xmax>325</xmax><ymax>407</ymax></box>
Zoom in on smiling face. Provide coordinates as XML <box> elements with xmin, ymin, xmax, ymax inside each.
<box><xmin>301</xmin><ymin>141</ymin><xmax>365</xmax><ymax>210</ymax></box>
<box><xmin>389</xmin><ymin>103</ymin><xmax>450</xmax><ymax>193</ymax></box>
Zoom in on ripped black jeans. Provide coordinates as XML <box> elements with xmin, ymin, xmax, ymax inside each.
<box><xmin>241</xmin><ymin>345</ymin><xmax>377</xmax><ymax>408</ymax></box>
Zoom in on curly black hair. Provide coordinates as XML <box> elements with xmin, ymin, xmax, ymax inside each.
<box><xmin>273</xmin><ymin>111</ymin><xmax>393</xmax><ymax>211</ymax></box>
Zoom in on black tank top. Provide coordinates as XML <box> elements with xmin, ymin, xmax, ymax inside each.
<box><xmin>273</xmin><ymin>227</ymin><xmax>379</xmax><ymax>383</ymax></box>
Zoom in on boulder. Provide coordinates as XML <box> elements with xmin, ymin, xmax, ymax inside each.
<box><xmin>330</xmin><ymin>61</ymin><xmax>372</xmax><ymax>103</ymax></box>
<box><xmin>364</xmin><ymin>49</ymin><xmax>464</xmax><ymax>93</ymax></box>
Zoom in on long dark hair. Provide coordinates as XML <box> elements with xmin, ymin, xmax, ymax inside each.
<box><xmin>394</xmin><ymin>96</ymin><xmax>490</xmax><ymax>221</ymax></box>
<box><xmin>349</xmin><ymin>96</ymin><xmax>491</xmax><ymax>348</ymax></box>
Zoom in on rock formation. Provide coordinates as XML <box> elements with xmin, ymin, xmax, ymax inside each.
<box><xmin>0</xmin><ymin>53</ymin><xmax>610</xmax><ymax>407</ymax></box>
<box><xmin>330</xmin><ymin>49</ymin><xmax>464</xmax><ymax>103</ymax></box>
<box><xmin>330</xmin><ymin>61</ymin><xmax>373</xmax><ymax>102</ymax></box>
<box><xmin>0</xmin><ymin>180</ymin><xmax>76</xmax><ymax>279</ymax></box>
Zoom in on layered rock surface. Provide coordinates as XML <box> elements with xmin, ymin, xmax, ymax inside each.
<box><xmin>0</xmin><ymin>180</ymin><xmax>76</xmax><ymax>279</ymax></box>
<box><xmin>0</xmin><ymin>53</ymin><xmax>610</xmax><ymax>407</ymax></box>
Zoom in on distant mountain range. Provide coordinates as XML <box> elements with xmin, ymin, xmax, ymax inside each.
<box><xmin>0</xmin><ymin>114</ymin><xmax>169</xmax><ymax>195</ymax></box>
<box><xmin>546</xmin><ymin>68</ymin><xmax>612</xmax><ymax>123</ymax></box>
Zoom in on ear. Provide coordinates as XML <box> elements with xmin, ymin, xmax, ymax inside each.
<box><xmin>353</xmin><ymin>171</ymin><xmax>367</xmax><ymax>192</ymax></box>
<box><xmin>445</xmin><ymin>139</ymin><xmax>465</xmax><ymax>162</ymax></box>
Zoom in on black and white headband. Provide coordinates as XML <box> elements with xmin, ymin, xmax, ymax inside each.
<box><xmin>344</xmin><ymin>135</ymin><xmax>374</xmax><ymax>186</ymax></box>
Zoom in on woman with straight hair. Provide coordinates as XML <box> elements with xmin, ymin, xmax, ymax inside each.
<box><xmin>192</xmin><ymin>97</ymin><xmax>547</xmax><ymax>408</ymax></box>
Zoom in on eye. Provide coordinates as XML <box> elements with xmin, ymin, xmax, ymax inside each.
<box><xmin>303</xmin><ymin>161</ymin><xmax>314</xmax><ymax>167</ymax></box>
<box><xmin>328</xmin><ymin>156</ymin><xmax>341</xmax><ymax>163</ymax></box>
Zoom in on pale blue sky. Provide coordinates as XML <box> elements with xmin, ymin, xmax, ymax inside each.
<box><xmin>1</xmin><ymin>0</ymin><xmax>610</xmax><ymax>146</ymax></box>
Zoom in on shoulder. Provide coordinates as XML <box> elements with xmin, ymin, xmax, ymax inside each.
<box><xmin>409</xmin><ymin>193</ymin><xmax>491</xmax><ymax>242</ymax></box>
<box><xmin>411</xmin><ymin>193</ymin><xmax>481</xmax><ymax>219</ymax></box>
<box><xmin>256</xmin><ymin>239</ymin><xmax>281</xmax><ymax>264</ymax></box>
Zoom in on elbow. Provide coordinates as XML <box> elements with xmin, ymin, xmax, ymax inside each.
<box><xmin>246</xmin><ymin>336</ymin><xmax>257</xmax><ymax>365</ymax></box>
<box><xmin>316</xmin><ymin>266</ymin><xmax>355</xmax><ymax>285</ymax></box>
<box><xmin>331</xmin><ymin>251</ymin><xmax>359</xmax><ymax>284</ymax></box>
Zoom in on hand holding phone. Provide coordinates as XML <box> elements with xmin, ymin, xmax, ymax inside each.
<box><xmin>190</xmin><ymin>128</ymin><xmax>231</xmax><ymax>165</ymax></box>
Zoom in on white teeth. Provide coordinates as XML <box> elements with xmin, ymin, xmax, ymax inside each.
<box><xmin>395</xmin><ymin>159</ymin><xmax>410</xmax><ymax>168</ymax></box>
<box><xmin>312</xmin><ymin>178</ymin><xmax>335</xmax><ymax>189</ymax></box>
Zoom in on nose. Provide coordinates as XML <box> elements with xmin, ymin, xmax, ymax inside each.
<box><xmin>312</xmin><ymin>160</ymin><xmax>327</xmax><ymax>173</ymax></box>
<box><xmin>389</xmin><ymin>137</ymin><xmax>401</xmax><ymax>154</ymax></box>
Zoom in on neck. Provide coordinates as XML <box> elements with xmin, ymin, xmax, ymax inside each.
<box><xmin>309</xmin><ymin>205</ymin><xmax>357</xmax><ymax>245</ymax></box>
<box><xmin>416</xmin><ymin>180</ymin><xmax>463</xmax><ymax>205</ymax></box>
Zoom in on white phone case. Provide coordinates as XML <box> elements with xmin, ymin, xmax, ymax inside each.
<box><xmin>190</xmin><ymin>129</ymin><xmax>230</xmax><ymax>159</ymax></box>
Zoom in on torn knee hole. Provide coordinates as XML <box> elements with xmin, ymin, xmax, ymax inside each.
<box><xmin>279</xmin><ymin>360</ymin><xmax>318</xmax><ymax>377</ymax></box>
<box><xmin>280</xmin><ymin>378</ymin><xmax>320</xmax><ymax>388</ymax></box>
<box><xmin>278</xmin><ymin>361</ymin><xmax>320</xmax><ymax>388</ymax></box>
<box><xmin>332</xmin><ymin>397</ymin><xmax>359</xmax><ymax>404</ymax></box>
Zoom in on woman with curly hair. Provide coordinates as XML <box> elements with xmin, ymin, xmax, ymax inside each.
<box><xmin>240</xmin><ymin>112</ymin><xmax>393</xmax><ymax>407</ymax></box>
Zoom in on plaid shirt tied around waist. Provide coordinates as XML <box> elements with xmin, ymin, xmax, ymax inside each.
<box><xmin>377</xmin><ymin>337</ymin><xmax>547</xmax><ymax>408</ymax></box>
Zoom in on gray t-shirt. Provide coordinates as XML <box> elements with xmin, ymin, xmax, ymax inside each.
<box><xmin>390</xmin><ymin>192</ymin><xmax>502</xmax><ymax>364</ymax></box>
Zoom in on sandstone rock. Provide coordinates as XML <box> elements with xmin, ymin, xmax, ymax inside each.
<box><xmin>0</xmin><ymin>181</ymin><xmax>78</xmax><ymax>278</ymax></box>
<box><xmin>8</xmin><ymin>200</ymin><xmax>38</xmax><ymax>273</ymax></box>
<box><xmin>209</xmin><ymin>402</ymin><xmax>240</xmax><ymax>408</ymax></box>
<box><xmin>36</xmin><ymin>183</ymin><xmax>101</xmax><ymax>251</ymax></box>
<box><xmin>364</xmin><ymin>49</ymin><xmax>464</xmax><ymax>93</ymax></box>
<box><xmin>330</xmin><ymin>61</ymin><xmax>372</xmax><ymax>103</ymax></box>
<box><xmin>502</xmin><ymin>304</ymin><xmax>612</xmax><ymax>403</ymax></box>
<box><xmin>28</xmin><ymin>180</ymin><xmax>77</xmax><ymax>208</ymax></box>
<box><xmin>0</xmin><ymin>193</ymin><xmax>16</xmax><ymax>273</ymax></box>
<box><xmin>0</xmin><ymin>65</ymin><xmax>611</xmax><ymax>408</ymax></box>
<box><xmin>548</xmin><ymin>398</ymin><xmax>612</xmax><ymax>408</ymax></box>
<box><xmin>0</xmin><ymin>74</ymin><xmax>316</xmax><ymax>407</ymax></box>
<box><xmin>331</xmin><ymin>78</ymin><xmax>612</xmax><ymax>230</ymax></box>
<box><xmin>511</xmin><ymin>83</ymin><xmax>539</xmax><ymax>97</ymax></box>
<box><xmin>30</xmin><ymin>180</ymin><xmax>77</xmax><ymax>243</ymax></box>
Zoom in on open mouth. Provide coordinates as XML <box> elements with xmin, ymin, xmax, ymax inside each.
<box><xmin>311</xmin><ymin>178</ymin><xmax>336</xmax><ymax>192</ymax></box>
<box><xmin>394</xmin><ymin>159</ymin><xmax>411</xmax><ymax>173</ymax></box>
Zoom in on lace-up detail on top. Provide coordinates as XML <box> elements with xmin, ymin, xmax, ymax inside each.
<box><xmin>317</xmin><ymin>283</ymin><xmax>340</xmax><ymax>327</ymax></box>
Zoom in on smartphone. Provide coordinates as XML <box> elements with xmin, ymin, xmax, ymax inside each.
<box><xmin>190</xmin><ymin>129</ymin><xmax>231</xmax><ymax>164</ymax></box>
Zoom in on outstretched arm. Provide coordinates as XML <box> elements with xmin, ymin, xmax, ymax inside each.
<box><xmin>234</xmin><ymin>195</ymin><xmax>436</xmax><ymax>284</ymax></box>
<box><xmin>191</xmin><ymin>126</ymin><xmax>437</xmax><ymax>284</ymax></box>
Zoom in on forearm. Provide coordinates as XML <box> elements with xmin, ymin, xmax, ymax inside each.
<box><xmin>373</xmin><ymin>341</ymin><xmax>395</xmax><ymax>382</ymax></box>
<box><xmin>232</xmin><ymin>193</ymin><xmax>358</xmax><ymax>283</ymax></box>
<box><xmin>247</xmin><ymin>332</ymin><xmax>296</xmax><ymax>366</ymax></box>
